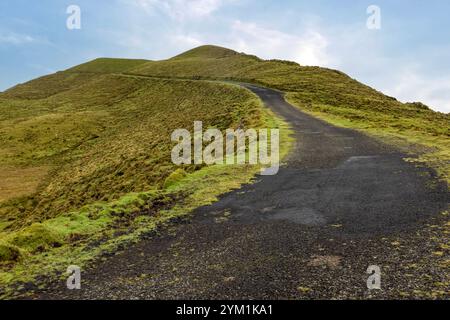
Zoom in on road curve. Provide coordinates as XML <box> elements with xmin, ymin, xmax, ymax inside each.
<box><xmin>35</xmin><ymin>84</ymin><xmax>449</xmax><ymax>299</ymax></box>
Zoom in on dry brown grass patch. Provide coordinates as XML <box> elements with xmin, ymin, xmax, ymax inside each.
<box><xmin>0</xmin><ymin>166</ymin><xmax>49</xmax><ymax>203</ymax></box>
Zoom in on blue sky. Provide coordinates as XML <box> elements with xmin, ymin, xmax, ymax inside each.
<box><xmin>1</xmin><ymin>0</ymin><xmax>449</xmax><ymax>112</ymax></box>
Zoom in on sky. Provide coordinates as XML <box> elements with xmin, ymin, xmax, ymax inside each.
<box><xmin>1</xmin><ymin>0</ymin><xmax>449</xmax><ymax>113</ymax></box>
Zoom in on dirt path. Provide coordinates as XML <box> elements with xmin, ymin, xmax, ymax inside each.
<box><xmin>35</xmin><ymin>84</ymin><xmax>449</xmax><ymax>299</ymax></box>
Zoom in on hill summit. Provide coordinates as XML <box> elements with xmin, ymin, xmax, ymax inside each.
<box><xmin>171</xmin><ymin>45</ymin><xmax>241</xmax><ymax>59</ymax></box>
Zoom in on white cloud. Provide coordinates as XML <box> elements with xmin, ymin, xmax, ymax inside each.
<box><xmin>387</xmin><ymin>69</ymin><xmax>450</xmax><ymax>113</ymax></box>
<box><xmin>225</xmin><ymin>20</ymin><xmax>331</xmax><ymax>66</ymax></box>
<box><xmin>126</xmin><ymin>0</ymin><xmax>233</xmax><ymax>20</ymax></box>
<box><xmin>0</xmin><ymin>32</ymin><xmax>36</xmax><ymax>45</ymax></box>
<box><xmin>170</xmin><ymin>33</ymin><xmax>204</xmax><ymax>48</ymax></box>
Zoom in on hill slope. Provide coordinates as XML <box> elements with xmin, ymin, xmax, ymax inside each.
<box><xmin>0</xmin><ymin>45</ymin><xmax>448</xmax><ymax>294</ymax></box>
<box><xmin>0</xmin><ymin>52</ymin><xmax>280</xmax><ymax>288</ymax></box>
<box><xmin>0</xmin><ymin>74</ymin><xmax>263</xmax><ymax>221</ymax></box>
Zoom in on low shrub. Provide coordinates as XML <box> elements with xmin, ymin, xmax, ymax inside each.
<box><xmin>164</xmin><ymin>169</ymin><xmax>187</xmax><ymax>189</ymax></box>
<box><xmin>0</xmin><ymin>242</ymin><xmax>22</xmax><ymax>263</ymax></box>
<box><xmin>8</xmin><ymin>224</ymin><xmax>63</xmax><ymax>253</ymax></box>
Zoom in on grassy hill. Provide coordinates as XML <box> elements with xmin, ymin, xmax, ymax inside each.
<box><xmin>1</xmin><ymin>75</ymin><xmax>263</xmax><ymax>222</ymax></box>
<box><xmin>0</xmin><ymin>45</ymin><xmax>448</xmax><ymax>293</ymax></box>
<box><xmin>0</xmin><ymin>50</ymin><xmax>293</xmax><ymax>290</ymax></box>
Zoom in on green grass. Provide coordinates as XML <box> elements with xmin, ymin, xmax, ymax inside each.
<box><xmin>0</xmin><ymin>75</ymin><xmax>264</xmax><ymax>223</ymax></box>
<box><xmin>66</xmin><ymin>58</ymin><xmax>149</xmax><ymax>74</ymax></box>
